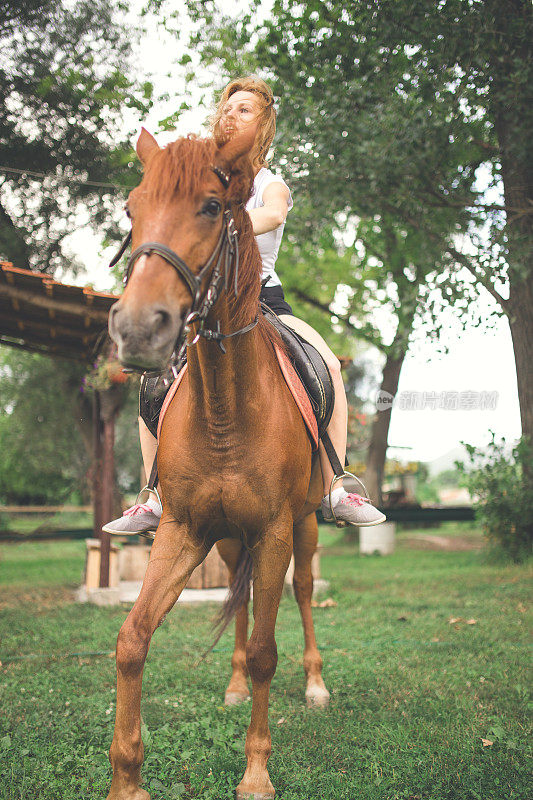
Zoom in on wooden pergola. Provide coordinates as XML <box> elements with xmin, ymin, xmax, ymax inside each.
<box><xmin>0</xmin><ymin>260</ymin><xmax>120</xmax><ymax>587</ymax></box>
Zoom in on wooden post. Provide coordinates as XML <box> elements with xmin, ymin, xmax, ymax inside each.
<box><xmin>91</xmin><ymin>388</ymin><xmax>117</xmax><ymax>589</ymax></box>
<box><xmin>92</xmin><ymin>391</ymin><xmax>105</xmax><ymax>539</ymax></box>
<box><xmin>98</xmin><ymin>387</ymin><xmax>118</xmax><ymax>589</ymax></box>
<box><xmin>99</xmin><ymin>413</ymin><xmax>115</xmax><ymax>588</ymax></box>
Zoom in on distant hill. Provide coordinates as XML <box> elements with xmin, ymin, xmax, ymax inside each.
<box><xmin>426</xmin><ymin>439</ymin><xmax>518</xmax><ymax>477</ymax></box>
<box><xmin>426</xmin><ymin>446</ymin><xmax>471</xmax><ymax>477</ymax></box>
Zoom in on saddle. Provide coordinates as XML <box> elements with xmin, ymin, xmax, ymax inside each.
<box><xmin>261</xmin><ymin>306</ymin><xmax>334</xmax><ymax>439</ymax></box>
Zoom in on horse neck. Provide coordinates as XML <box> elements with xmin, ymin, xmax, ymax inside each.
<box><xmin>186</xmin><ymin>296</ymin><xmax>264</xmax><ymax>426</ymax></box>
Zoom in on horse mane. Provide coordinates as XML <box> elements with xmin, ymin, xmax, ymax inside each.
<box><xmin>141</xmin><ymin>134</ymin><xmax>279</xmax><ymax>339</ymax></box>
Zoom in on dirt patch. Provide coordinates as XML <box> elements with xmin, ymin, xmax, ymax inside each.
<box><xmin>401</xmin><ymin>534</ymin><xmax>483</xmax><ymax>551</ymax></box>
<box><xmin>0</xmin><ymin>584</ymin><xmax>77</xmax><ymax>611</ymax></box>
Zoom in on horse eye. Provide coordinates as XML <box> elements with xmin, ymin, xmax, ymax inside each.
<box><xmin>124</xmin><ymin>204</ymin><xmax>131</xmax><ymax>219</ymax></box>
<box><xmin>203</xmin><ymin>199</ymin><xmax>222</xmax><ymax>217</ymax></box>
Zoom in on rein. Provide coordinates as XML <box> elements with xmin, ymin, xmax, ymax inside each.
<box><xmin>109</xmin><ymin>166</ymin><xmax>258</xmax><ymax>369</ymax></box>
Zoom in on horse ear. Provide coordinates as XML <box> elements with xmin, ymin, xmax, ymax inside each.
<box><xmin>136</xmin><ymin>127</ymin><xmax>160</xmax><ymax>164</ymax></box>
<box><xmin>214</xmin><ymin>124</ymin><xmax>258</xmax><ymax>173</ymax></box>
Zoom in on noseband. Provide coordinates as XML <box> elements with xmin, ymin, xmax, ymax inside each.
<box><xmin>109</xmin><ymin>166</ymin><xmax>258</xmax><ymax>368</ymax></box>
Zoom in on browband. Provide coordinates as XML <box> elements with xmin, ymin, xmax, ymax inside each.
<box><xmin>211</xmin><ymin>165</ymin><xmax>230</xmax><ymax>188</ymax></box>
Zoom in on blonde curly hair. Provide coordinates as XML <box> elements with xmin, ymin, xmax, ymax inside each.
<box><xmin>211</xmin><ymin>76</ymin><xmax>276</xmax><ymax>173</ymax></box>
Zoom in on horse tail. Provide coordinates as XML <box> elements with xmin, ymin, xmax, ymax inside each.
<box><xmin>200</xmin><ymin>546</ymin><xmax>253</xmax><ymax>661</ymax></box>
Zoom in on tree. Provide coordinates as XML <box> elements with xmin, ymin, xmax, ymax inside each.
<box><xmin>0</xmin><ymin>1</ymin><xmax>154</xmax><ymax>508</ymax></box>
<box><xmin>0</xmin><ymin>348</ymin><xmax>141</xmax><ymax>504</ymax></box>
<box><xmin>0</xmin><ymin>2</ymin><xmax>53</xmax><ymax>35</ymax></box>
<box><xmin>254</xmin><ymin>0</ymin><xmax>532</xmax><ymax>437</ymax></box>
<box><xmin>0</xmin><ymin>0</ymin><xmax>151</xmax><ymax>273</ymax></box>
<box><xmin>0</xmin><ymin>349</ymin><xmax>89</xmax><ymax>503</ymax></box>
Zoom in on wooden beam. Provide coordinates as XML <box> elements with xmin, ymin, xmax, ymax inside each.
<box><xmin>0</xmin><ymin>302</ymin><xmax>103</xmax><ymax>333</ymax></box>
<box><xmin>0</xmin><ymin>284</ymin><xmax>110</xmax><ymax>322</ymax></box>
<box><xmin>1</xmin><ymin>314</ymin><xmax>104</xmax><ymax>344</ymax></box>
<box><xmin>0</xmin><ymin>333</ymin><xmax>95</xmax><ymax>361</ymax></box>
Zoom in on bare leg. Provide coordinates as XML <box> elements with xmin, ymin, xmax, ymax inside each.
<box><xmin>278</xmin><ymin>315</ymin><xmax>347</xmax><ymax>492</ymax></box>
<box><xmin>236</xmin><ymin>517</ymin><xmax>293</xmax><ymax>800</ymax></box>
<box><xmin>293</xmin><ymin>514</ymin><xmax>330</xmax><ymax>709</ymax></box>
<box><xmin>216</xmin><ymin>539</ymin><xmax>251</xmax><ymax>705</ymax></box>
<box><xmin>106</xmin><ymin>517</ymin><xmax>208</xmax><ymax>800</ymax></box>
<box><xmin>318</xmin><ymin>373</ymin><xmax>347</xmax><ymax>491</ymax></box>
<box><xmin>138</xmin><ymin>417</ymin><xmax>158</xmax><ymax>486</ymax></box>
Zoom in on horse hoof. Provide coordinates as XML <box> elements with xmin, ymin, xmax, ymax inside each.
<box><xmin>225</xmin><ymin>691</ymin><xmax>250</xmax><ymax>706</ymax></box>
<box><xmin>106</xmin><ymin>789</ymin><xmax>150</xmax><ymax>800</ymax></box>
<box><xmin>306</xmin><ymin>687</ymin><xmax>330</xmax><ymax>709</ymax></box>
<box><xmin>236</xmin><ymin>774</ymin><xmax>275</xmax><ymax>799</ymax></box>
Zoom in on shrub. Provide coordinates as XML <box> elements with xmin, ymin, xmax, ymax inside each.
<box><xmin>456</xmin><ymin>433</ymin><xmax>533</xmax><ymax>562</ymax></box>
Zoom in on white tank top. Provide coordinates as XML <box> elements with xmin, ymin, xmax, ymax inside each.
<box><xmin>245</xmin><ymin>167</ymin><xmax>293</xmax><ymax>287</ymax></box>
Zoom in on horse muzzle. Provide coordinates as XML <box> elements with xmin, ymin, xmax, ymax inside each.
<box><xmin>108</xmin><ymin>299</ymin><xmax>183</xmax><ymax>370</ymax></box>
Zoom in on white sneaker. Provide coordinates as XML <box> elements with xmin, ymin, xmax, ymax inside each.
<box><xmin>321</xmin><ymin>492</ymin><xmax>386</xmax><ymax>527</ymax></box>
<box><xmin>102</xmin><ymin>503</ymin><xmax>161</xmax><ymax>535</ymax></box>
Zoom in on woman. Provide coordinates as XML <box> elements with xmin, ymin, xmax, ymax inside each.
<box><xmin>104</xmin><ymin>76</ymin><xmax>385</xmax><ymax>534</ymax></box>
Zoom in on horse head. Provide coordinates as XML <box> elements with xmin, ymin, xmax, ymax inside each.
<box><xmin>108</xmin><ymin>125</ymin><xmax>257</xmax><ymax>371</ymax></box>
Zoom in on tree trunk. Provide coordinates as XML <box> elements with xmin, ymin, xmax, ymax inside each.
<box><xmin>508</xmin><ymin>288</ymin><xmax>533</xmax><ymax>443</ymax></box>
<box><xmin>496</xmin><ymin>134</ymin><xmax>532</xmax><ymax>443</ymax></box>
<box><xmin>364</xmin><ymin>350</ymin><xmax>406</xmax><ymax>506</ymax></box>
<box><xmin>491</xmin><ymin>3</ymin><xmax>533</xmax><ymax>440</ymax></box>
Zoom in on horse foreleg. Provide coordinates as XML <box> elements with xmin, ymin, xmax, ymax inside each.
<box><xmin>293</xmin><ymin>514</ymin><xmax>330</xmax><ymax>709</ymax></box>
<box><xmin>106</xmin><ymin>518</ymin><xmax>208</xmax><ymax>800</ymax></box>
<box><xmin>216</xmin><ymin>538</ymin><xmax>251</xmax><ymax>705</ymax></box>
<box><xmin>236</xmin><ymin>517</ymin><xmax>293</xmax><ymax>800</ymax></box>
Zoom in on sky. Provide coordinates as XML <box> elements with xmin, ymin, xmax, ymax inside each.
<box><xmin>63</xmin><ymin>1</ymin><xmax>522</xmax><ymax>467</ymax></box>
<box><xmin>385</xmin><ymin>311</ymin><xmax>520</xmax><ymax>462</ymax></box>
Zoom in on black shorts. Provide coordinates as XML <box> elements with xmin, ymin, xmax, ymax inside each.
<box><xmin>139</xmin><ymin>372</ymin><xmax>169</xmax><ymax>438</ymax></box>
<box><xmin>259</xmin><ymin>284</ymin><xmax>293</xmax><ymax>316</ymax></box>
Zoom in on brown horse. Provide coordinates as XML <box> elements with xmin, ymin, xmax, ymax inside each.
<box><xmin>107</xmin><ymin>126</ymin><xmax>329</xmax><ymax>800</ymax></box>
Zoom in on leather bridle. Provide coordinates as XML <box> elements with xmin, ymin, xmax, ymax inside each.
<box><xmin>109</xmin><ymin>165</ymin><xmax>258</xmax><ymax>370</ymax></box>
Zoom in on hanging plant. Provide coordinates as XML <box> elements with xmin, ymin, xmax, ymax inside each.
<box><xmin>83</xmin><ymin>354</ymin><xmax>130</xmax><ymax>392</ymax></box>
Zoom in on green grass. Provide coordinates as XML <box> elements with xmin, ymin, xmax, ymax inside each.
<box><xmin>395</xmin><ymin>520</ymin><xmax>481</xmax><ymax>537</ymax></box>
<box><xmin>0</xmin><ymin>510</ymin><xmax>92</xmax><ymax>536</ymax></box>
<box><xmin>0</xmin><ymin>540</ymin><xmax>86</xmax><ymax>588</ymax></box>
<box><xmin>0</xmin><ymin>530</ymin><xmax>531</xmax><ymax>800</ymax></box>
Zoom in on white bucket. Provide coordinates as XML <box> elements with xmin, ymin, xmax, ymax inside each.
<box><xmin>359</xmin><ymin>522</ymin><xmax>396</xmax><ymax>555</ymax></box>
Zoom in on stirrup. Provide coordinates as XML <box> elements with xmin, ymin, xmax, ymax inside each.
<box><xmin>133</xmin><ymin>484</ymin><xmax>162</xmax><ymax>541</ymax></box>
<box><xmin>328</xmin><ymin>471</ymin><xmax>370</xmax><ymax>529</ymax></box>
